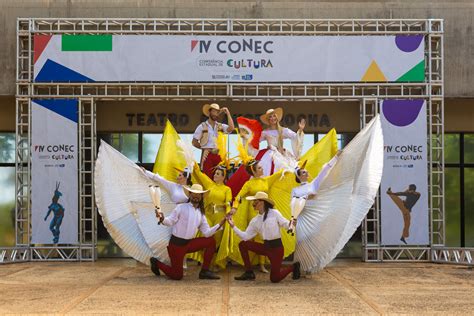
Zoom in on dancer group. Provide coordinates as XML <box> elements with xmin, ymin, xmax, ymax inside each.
<box><xmin>95</xmin><ymin>102</ymin><xmax>384</xmax><ymax>283</ymax></box>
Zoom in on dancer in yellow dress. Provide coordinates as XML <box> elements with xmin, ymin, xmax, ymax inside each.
<box><xmin>189</xmin><ymin>133</ymin><xmax>234</xmax><ymax>269</ymax></box>
<box><xmin>229</xmin><ymin>149</ymin><xmax>288</xmax><ymax>272</ymax></box>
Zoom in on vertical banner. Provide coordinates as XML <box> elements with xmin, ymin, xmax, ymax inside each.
<box><xmin>32</xmin><ymin>99</ymin><xmax>78</xmax><ymax>244</ymax></box>
<box><xmin>381</xmin><ymin>100</ymin><xmax>429</xmax><ymax>246</ymax></box>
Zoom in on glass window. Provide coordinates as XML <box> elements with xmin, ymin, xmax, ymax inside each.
<box><xmin>0</xmin><ymin>167</ymin><xmax>15</xmax><ymax>246</ymax></box>
<box><xmin>464</xmin><ymin>134</ymin><xmax>474</xmax><ymax>164</ymax></box>
<box><xmin>301</xmin><ymin>134</ymin><xmax>316</xmax><ymax>154</ymax></box>
<box><xmin>445</xmin><ymin>168</ymin><xmax>461</xmax><ymax>246</ymax></box>
<box><xmin>0</xmin><ymin>133</ymin><xmax>15</xmax><ymax>164</ymax></box>
<box><xmin>445</xmin><ymin>134</ymin><xmax>460</xmax><ymax>164</ymax></box>
<box><xmin>465</xmin><ymin>168</ymin><xmax>474</xmax><ymax>247</ymax></box>
<box><xmin>142</xmin><ymin>134</ymin><xmax>162</xmax><ymax>163</ymax></box>
<box><xmin>99</xmin><ymin>133</ymin><xmax>139</xmax><ymax>162</ymax></box>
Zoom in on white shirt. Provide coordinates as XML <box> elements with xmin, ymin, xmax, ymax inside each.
<box><xmin>144</xmin><ymin>170</ymin><xmax>188</xmax><ymax>203</ymax></box>
<box><xmin>260</xmin><ymin>128</ymin><xmax>298</xmax><ymax>147</ymax></box>
<box><xmin>291</xmin><ymin>156</ymin><xmax>338</xmax><ymax>199</ymax></box>
<box><xmin>162</xmin><ymin>203</ymin><xmax>221</xmax><ymax>239</ymax></box>
<box><xmin>233</xmin><ymin>208</ymin><xmax>290</xmax><ymax>241</ymax></box>
<box><xmin>193</xmin><ymin>120</ymin><xmax>230</xmax><ymax>149</ymax></box>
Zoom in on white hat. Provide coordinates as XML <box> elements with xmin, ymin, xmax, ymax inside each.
<box><xmin>184</xmin><ymin>183</ymin><xmax>209</xmax><ymax>194</ymax></box>
<box><xmin>246</xmin><ymin>191</ymin><xmax>275</xmax><ymax>206</ymax></box>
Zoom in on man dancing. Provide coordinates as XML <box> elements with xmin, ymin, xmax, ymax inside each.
<box><xmin>227</xmin><ymin>191</ymin><xmax>301</xmax><ymax>283</ymax></box>
<box><xmin>192</xmin><ymin>103</ymin><xmax>234</xmax><ymax>178</ymax></box>
<box><xmin>386</xmin><ymin>184</ymin><xmax>421</xmax><ymax>244</ymax></box>
<box><xmin>150</xmin><ymin>184</ymin><xmax>225</xmax><ymax>280</ymax></box>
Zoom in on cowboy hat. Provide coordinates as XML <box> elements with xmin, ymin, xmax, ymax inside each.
<box><xmin>184</xmin><ymin>183</ymin><xmax>209</xmax><ymax>194</ymax></box>
<box><xmin>260</xmin><ymin>108</ymin><xmax>283</xmax><ymax>125</ymax></box>
<box><xmin>246</xmin><ymin>191</ymin><xmax>275</xmax><ymax>206</ymax></box>
<box><xmin>202</xmin><ymin>103</ymin><xmax>221</xmax><ymax>117</ymax></box>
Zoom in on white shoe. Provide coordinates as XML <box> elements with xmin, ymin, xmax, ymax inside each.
<box><xmin>259</xmin><ymin>264</ymin><xmax>269</xmax><ymax>273</ymax></box>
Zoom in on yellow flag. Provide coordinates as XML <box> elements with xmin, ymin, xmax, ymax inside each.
<box><xmin>152</xmin><ymin>120</ymin><xmax>186</xmax><ymax>181</ymax></box>
<box><xmin>299</xmin><ymin>128</ymin><xmax>338</xmax><ymax>180</ymax></box>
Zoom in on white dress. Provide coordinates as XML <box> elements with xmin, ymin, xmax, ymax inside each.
<box><xmin>257</xmin><ymin>128</ymin><xmax>304</xmax><ymax>176</ymax></box>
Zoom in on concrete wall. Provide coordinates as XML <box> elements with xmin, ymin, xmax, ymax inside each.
<box><xmin>0</xmin><ymin>0</ymin><xmax>473</xmax><ymax>97</ymax></box>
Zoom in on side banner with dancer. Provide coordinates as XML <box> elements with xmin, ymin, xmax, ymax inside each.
<box><xmin>31</xmin><ymin>99</ymin><xmax>78</xmax><ymax>244</ymax></box>
<box><xmin>380</xmin><ymin>100</ymin><xmax>429</xmax><ymax>246</ymax></box>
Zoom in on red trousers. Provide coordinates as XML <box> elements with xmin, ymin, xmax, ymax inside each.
<box><xmin>239</xmin><ymin>240</ymin><xmax>293</xmax><ymax>283</ymax></box>
<box><xmin>156</xmin><ymin>237</ymin><xmax>216</xmax><ymax>280</ymax></box>
<box><xmin>201</xmin><ymin>151</ymin><xmax>221</xmax><ymax>179</ymax></box>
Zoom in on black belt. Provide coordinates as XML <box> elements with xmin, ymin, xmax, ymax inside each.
<box><xmin>170</xmin><ymin>235</ymin><xmax>191</xmax><ymax>246</ymax></box>
<box><xmin>264</xmin><ymin>238</ymin><xmax>283</xmax><ymax>249</ymax></box>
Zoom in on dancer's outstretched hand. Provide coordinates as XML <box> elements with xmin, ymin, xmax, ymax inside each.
<box><xmin>227</xmin><ymin>216</ymin><xmax>235</xmax><ymax>228</ymax></box>
<box><xmin>229</xmin><ymin>208</ymin><xmax>237</xmax><ymax>215</ymax></box>
<box><xmin>218</xmin><ymin>217</ymin><xmax>226</xmax><ymax>228</ymax></box>
<box><xmin>155</xmin><ymin>209</ymin><xmax>164</xmax><ymax>221</ymax></box>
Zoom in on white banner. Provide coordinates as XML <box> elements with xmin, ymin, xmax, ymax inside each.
<box><xmin>31</xmin><ymin>99</ymin><xmax>78</xmax><ymax>244</ymax></box>
<box><xmin>380</xmin><ymin>100</ymin><xmax>429</xmax><ymax>246</ymax></box>
<box><xmin>34</xmin><ymin>35</ymin><xmax>424</xmax><ymax>83</ymax></box>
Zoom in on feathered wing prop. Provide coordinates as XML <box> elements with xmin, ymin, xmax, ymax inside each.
<box><xmin>299</xmin><ymin>128</ymin><xmax>338</xmax><ymax>180</ymax></box>
<box><xmin>176</xmin><ymin>138</ymin><xmax>196</xmax><ymax>172</ymax></box>
<box><xmin>294</xmin><ymin>115</ymin><xmax>383</xmax><ymax>273</ymax></box>
<box><xmin>95</xmin><ymin>140</ymin><xmax>175</xmax><ymax>265</ymax></box>
<box><xmin>237</xmin><ymin>116</ymin><xmax>262</xmax><ymax>155</ymax></box>
<box><xmin>216</xmin><ymin>132</ymin><xmax>229</xmax><ymax>168</ymax></box>
<box><xmin>153</xmin><ymin>120</ymin><xmax>187</xmax><ymax>181</ymax></box>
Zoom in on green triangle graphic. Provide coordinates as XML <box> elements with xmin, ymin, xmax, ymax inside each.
<box><xmin>396</xmin><ymin>60</ymin><xmax>425</xmax><ymax>82</ymax></box>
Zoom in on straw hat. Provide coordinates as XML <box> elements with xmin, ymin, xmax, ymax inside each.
<box><xmin>245</xmin><ymin>191</ymin><xmax>275</xmax><ymax>206</ymax></box>
<box><xmin>260</xmin><ymin>108</ymin><xmax>283</xmax><ymax>125</ymax></box>
<box><xmin>184</xmin><ymin>183</ymin><xmax>209</xmax><ymax>194</ymax></box>
<box><xmin>202</xmin><ymin>103</ymin><xmax>221</xmax><ymax>117</ymax></box>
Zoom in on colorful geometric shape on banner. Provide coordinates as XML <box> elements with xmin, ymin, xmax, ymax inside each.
<box><xmin>361</xmin><ymin>60</ymin><xmax>387</xmax><ymax>82</ymax></box>
<box><xmin>396</xmin><ymin>60</ymin><xmax>425</xmax><ymax>82</ymax></box>
<box><xmin>395</xmin><ymin>35</ymin><xmax>424</xmax><ymax>53</ymax></box>
<box><xmin>62</xmin><ymin>35</ymin><xmax>113</xmax><ymax>51</ymax></box>
<box><xmin>382</xmin><ymin>99</ymin><xmax>424</xmax><ymax>127</ymax></box>
<box><xmin>191</xmin><ymin>40</ymin><xmax>198</xmax><ymax>52</ymax></box>
<box><xmin>35</xmin><ymin>59</ymin><xmax>95</xmax><ymax>82</ymax></box>
<box><xmin>34</xmin><ymin>35</ymin><xmax>53</xmax><ymax>64</ymax></box>
<box><xmin>33</xmin><ymin>99</ymin><xmax>78</xmax><ymax>123</ymax></box>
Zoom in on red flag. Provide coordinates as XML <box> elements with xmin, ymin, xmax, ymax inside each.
<box><xmin>237</xmin><ymin>117</ymin><xmax>262</xmax><ymax>150</ymax></box>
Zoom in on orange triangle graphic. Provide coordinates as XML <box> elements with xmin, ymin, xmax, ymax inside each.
<box><xmin>361</xmin><ymin>60</ymin><xmax>387</xmax><ymax>82</ymax></box>
<box><xmin>34</xmin><ymin>35</ymin><xmax>53</xmax><ymax>64</ymax></box>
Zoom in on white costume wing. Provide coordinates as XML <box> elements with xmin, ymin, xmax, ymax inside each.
<box><xmin>95</xmin><ymin>140</ymin><xmax>174</xmax><ymax>265</ymax></box>
<box><xmin>295</xmin><ymin>115</ymin><xmax>383</xmax><ymax>273</ymax></box>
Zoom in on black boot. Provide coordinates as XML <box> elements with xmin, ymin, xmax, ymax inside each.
<box><xmin>150</xmin><ymin>257</ymin><xmax>161</xmax><ymax>276</ymax></box>
<box><xmin>292</xmin><ymin>262</ymin><xmax>301</xmax><ymax>280</ymax></box>
<box><xmin>400</xmin><ymin>237</ymin><xmax>408</xmax><ymax>245</ymax></box>
<box><xmin>199</xmin><ymin>269</ymin><xmax>220</xmax><ymax>280</ymax></box>
<box><xmin>234</xmin><ymin>270</ymin><xmax>256</xmax><ymax>281</ymax></box>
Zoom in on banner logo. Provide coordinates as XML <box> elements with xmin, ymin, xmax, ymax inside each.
<box><xmin>191</xmin><ymin>39</ymin><xmax>274</xmax><ymax>54</ymax></box>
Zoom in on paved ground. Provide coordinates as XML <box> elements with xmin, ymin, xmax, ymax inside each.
<box><xmin>0</xmin><ymin>259</ymin><xmax>473</xmax><ymax>315</ymax></box>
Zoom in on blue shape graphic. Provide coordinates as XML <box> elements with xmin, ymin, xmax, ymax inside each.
<box><xmin>395</xmin><ymin>35</ymin><xmax>424</xmax><ymax>53</ymax></box>
<box><xmin>35</xmin><ymin>59</ymin><xmax>95</xmax><ymax>82</ymax></box>
<box><xmin>382</xmin><ymin>99</ymin><xmax>424</xmax><ymax>127</ymax></box>
<box><xmin>33</xmin><ymin>99</ymin><xmax>78</xmax><ymax>123</ymax></box>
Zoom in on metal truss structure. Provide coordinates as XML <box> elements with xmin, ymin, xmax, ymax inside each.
<box><xmin>432</xmin><ymin>247</ymin><xmax>474</xmax><ymax>266</ymax></box>
<box><xmin>0</xmin><ymin>18</ymin><xmax>464</xmax><ymax>266</ymax></box>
